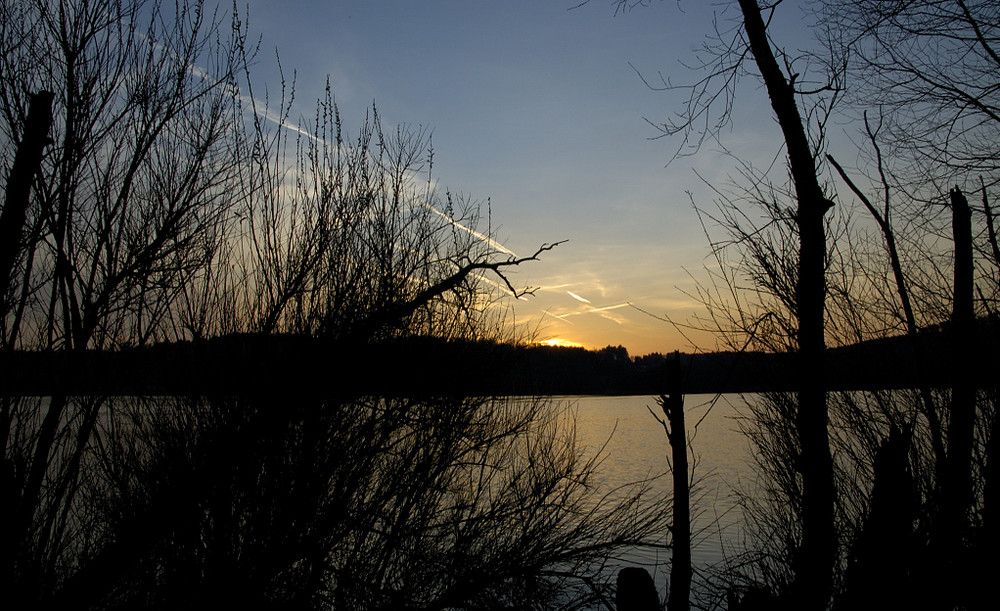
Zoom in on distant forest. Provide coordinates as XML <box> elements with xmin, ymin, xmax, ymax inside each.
<box><xmin>5</xmin><ymin>317</ymin><xmax>998</xmax><ymax>396</ymax></box>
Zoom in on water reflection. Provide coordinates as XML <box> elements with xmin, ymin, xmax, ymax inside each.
<box><xmin>564</xmin><ymin>394</ymin><xmax>753</xmax><ymax>591</ymax></box>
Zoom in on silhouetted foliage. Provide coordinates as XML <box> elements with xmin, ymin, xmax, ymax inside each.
<box><xmin>0</xmin><ymin>2</ymin><xmax>671</xmax><ymax>609</ymax></box>
<box><xmin>45</xmin><ymin>393</ymin><xmax>668</xmax><ymax>610</ymax></box>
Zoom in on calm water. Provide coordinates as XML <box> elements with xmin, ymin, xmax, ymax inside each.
<box><xmin>563</xmin><ymin>394</ymin><xmax>754</xmax><ymax>588</ymax></box>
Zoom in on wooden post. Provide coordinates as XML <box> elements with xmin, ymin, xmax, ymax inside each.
<box><xmin>661</xmin><ymin>351</ymin><xmax>690</xmax><ymax>611</ymax></box>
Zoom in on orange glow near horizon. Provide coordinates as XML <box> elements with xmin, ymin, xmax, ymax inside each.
<box><xmin>536</xmin><ymin>338</ymin><xmax>586</xmax><ymax>349</ymax></box>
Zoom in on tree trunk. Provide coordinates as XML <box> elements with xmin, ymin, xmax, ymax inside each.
<box><xmin>939</xmin><ymin>187</ymin><xmax>976</xmax><ymax>607</ymax></box>
<box><xmin>0</xmin><ymin>91</ymin><xmax>55</xmax><ymax>323</ymax></box>
<box><xmin>737</xmin><ymin>2</ymin><xmax>835</xmax><ymax>607</ymax></box>
<box><xmin>982</xmin><ymin>185</ymin><xmax>1000</xmax><ymax>610</ymax></box>
<box><xmin>661</xmin><ymin>352</ymin><xmax>690</xmax><ymax>611</ymax></box>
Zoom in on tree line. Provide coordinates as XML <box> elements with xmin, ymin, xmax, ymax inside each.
<box><xmin>11</xmin><ymin>329</ymin><xmax>995</xmax><ymax>398</ymax></box>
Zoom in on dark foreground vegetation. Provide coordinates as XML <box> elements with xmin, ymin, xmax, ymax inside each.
<box><xmin>600</xmin><ymin>1</ymin><xmax>1000</xmax><ymax>610</ymax></box>
<box><xmin>0</xmin><ymin>2</ymin><xmax>672</xmax><ymax>608</ymax></box>
<box><xmin>4</xmin><ymin>1</ymin><xmax>1000</xmax><ymax>610</ymax></box>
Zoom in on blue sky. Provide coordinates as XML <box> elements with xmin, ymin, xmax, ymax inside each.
<box><xmin>241</xmin><ymin>0</ymin><xmax>815</xmax><ymax>355</ymax></box>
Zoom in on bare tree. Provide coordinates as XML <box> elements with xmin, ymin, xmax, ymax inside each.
<box><xmin>816</xmin><ymin>3</ymin><xmax>1000</xmax><ymax>606</ymax></box>
<box><xmin>226</xmin><ymin>81</ymin><xmax>557</xmax><ymax>343</ymax></box>
<box><xmin>1</xmin><ymin>1</ymin><xmax>252</xmax><ymax>602</ymax></box>
<box><xmin>817</xmin><ymin>0</ymin><xmax>1000</xmax><ymax>182</ymax></box>
<box><xmin>599</xmin><ymin>0</ymin><xmax>840</xmax><ymax>605</ymax></box>
<box><xmin>587</xmin><ymin>2</ymin><xmax>1000</xmax><ymax>609</ymax></box>
<box><xmin>2</xmin><ymin>3</ymin><xmax>672</xmax><ymax>609</ymax></box>
<box><xmin>57</xmin><ymin>393</ymin><xmax>670</xmax><ymax>610</ymax></box>
<box><xmin>0</xmin><ymin>0</ymin><xmax>250</xmax><ymax>352</ymax></box>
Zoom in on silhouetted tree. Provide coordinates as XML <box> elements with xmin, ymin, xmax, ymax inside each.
<box><xmin>817</xmin><ymin>0</ymin><xmax>1000</xmax><ymax>182</ymax></box>
<box><xmin>1</xmin><ymin>2</ymin><xmax>670</xmax><ymax>608</ymax></box>
<box><xmin>621</xmin><ymin>2</ymin><xmax>1000</xmax><ymax>609</ymax></box>
<box><xmin>658</xmin><ymin>353</ymin><xmax>690</xmax><ymax>611</ymax></box>
<box><xmin>817</xmin><ymin>3</ymin><xmax>1000</xmax><ymax>606</ymax></box>
<box><xmin>56</xmin><ymin>393</ymin><xmax>671</xmax><ymax>609</ymax></box>
<box><xmin>734</xmin><ymin>5</ymin><xmax>837</xmax><ymax>606</ymax></box>
<box><xmin>600</xmin><ymin>0</ymin><xmax>840</xmax><ymax>606</ymax></box>
<box><xmin>208</xmin><ymin>74</ymin><xmax>561</xmax><ymax>345</ymax></box>
<box><xmin>583</xmin><ymin>2</ymin><xmax>1000</xmax><ymax>610</ymax></box>
<box><xmin>1</xmin><ymin>1</ymin><xmax>252</xmax><ymax>601</ymax></box>
<box><xmin>0</xmin><ymin>90</ymin><xmax>54</xmax><ymax>326</ymax></box>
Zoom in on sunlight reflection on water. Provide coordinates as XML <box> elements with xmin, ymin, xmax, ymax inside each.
<box><xmin>562</xmin><ymin>394</ymin><xmax>754</xmax><ymax>594</ymax></box>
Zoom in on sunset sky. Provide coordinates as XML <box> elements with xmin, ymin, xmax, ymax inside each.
<box><xmin>242</xmin><ymin>0</ymin><xmax>816</xmax><ymax>355</ymax></box>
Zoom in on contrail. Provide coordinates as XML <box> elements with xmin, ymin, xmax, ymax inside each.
<box><xmin>567</xmin><ymin>291</ymin><xmax>592</xmax><ymax>304</ymax></box>
<box><xmin>588</xmin><ymin>303</ymin><xmax>629</xmax><ymax>313</ymax></box>
<box><xmin>244</xmin><ymin>95</ymin><xmax>324</xmax><ymax>145</ymax></box>
<box><xmin>554</xmin><ymin>302</ymin><xmax>630</xmax><ymax>319</ymax></box>
<box><xmin>421</xmin><ymin>203</ymin><xmax>517</xmax><ymax>257</ymax></box>
<box><xmin>237</xmin><ymin>91</ymin><xmax>517</xmax><ymax>260</ymax></box>
<box><xmin>546</xmin><ymin>310</ymin><xmax>576</xmax><ymax>325</ymax></box>
<box><xmin>161</xmin><ymin>25</ymin><xmax>323</xmax><ymax>147</ymax></box>
<box><xmin>203</xmin><ymin>46</ymin><xmax>517</xmax><ymax>261</ymax></box>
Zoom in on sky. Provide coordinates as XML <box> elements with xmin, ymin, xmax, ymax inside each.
<box><xmin>239</xmin><ymin>0</ymin><xmax>816</xmax><ymax>356</ymax></box>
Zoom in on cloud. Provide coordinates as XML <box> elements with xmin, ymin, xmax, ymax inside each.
<box><xmin>566</xmin><ymin>290</ymin><xmax>591</xmax><ymax>304</ymax></box>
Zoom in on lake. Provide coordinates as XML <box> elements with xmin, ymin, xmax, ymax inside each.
<box><xmin>562</xmin><ymin>394</ymin><xmax>754</xmax><ymax>591</ymax></box>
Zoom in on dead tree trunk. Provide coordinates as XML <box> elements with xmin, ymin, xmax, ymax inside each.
<box><xmin>736</xmin><ymin>2</ymin><xmax>836</xmax><ymax>607</ymax></box>
<box><xmin>0</xmin><ymin>91</ymin><xmax>55</xmax><ymax>322</ymax></box>
<box><xmin>660</xmin><ymin>351</ymin><xmax>690</xmax><ymax>611</ymax></box>
<box><xmin>939</xmin><ymin>186</ymin><xmax>976</xmax><ymax>607</ymax></box>
<box><xmin>944</xmin><ymin>186</ymin><xmax>975</xmax><ymax>536</ymax></box>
